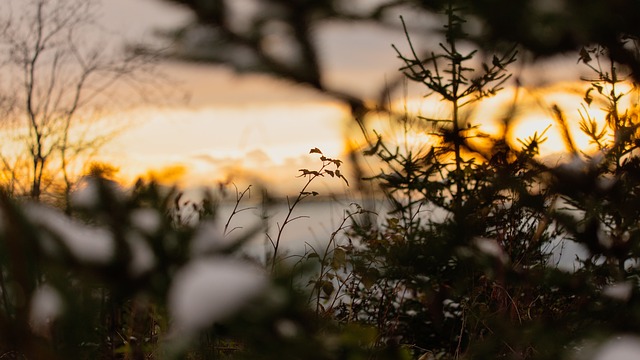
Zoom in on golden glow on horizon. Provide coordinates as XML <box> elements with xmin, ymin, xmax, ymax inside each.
<box><xmin>75</xmin><ymin>80</ymin><xmax>638</xmax><ymax>193</ymax></box>
<box><xmin>355</xmin><ymin>81</ymin><xmax>637</xmax><ymax>160</ymax></box>
<box><xmin>98</xmin><ymin>101</ymin><xmax>350</xmax><ymax>191</ymax></box>
<box><xmin>0</xmin><ymin>79</ymin><xmax>633</xmax><ymax>196</ymax></box>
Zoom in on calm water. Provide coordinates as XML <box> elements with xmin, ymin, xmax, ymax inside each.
<box><xmin>216</xmin><ymin>198</ymin><xmax>376</xmax><ymax>261</ymax></box>
<box><xmin>215</xmin><ymin>197</ymin><xmax>584</xmax><ymax>270</ymax></box>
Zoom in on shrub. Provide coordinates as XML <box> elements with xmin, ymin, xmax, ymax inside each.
<box><xmin>322</xmin><ymin>5</ymin><xmax>640</xmax><ymax>360</ymax></box>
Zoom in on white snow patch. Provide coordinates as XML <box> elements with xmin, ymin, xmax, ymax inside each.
<box><xmin>130</xmin><ymin>208</ymin><xmax>162</xmax><ymax>235</ymax></box>
<box><xmin>443</xmin><ymin>299</ymin><xmax>460</xmax><ymax>309</ymax></box>
<box><xmin>226</xmin><ymin>0</ymin><xmax>264</xmax><ymax>34</ymax></box>
<box><xmin>70</xmin><ymin>178</ymin><xmax>123</xmax><ymax>208</ymax></box>
<box><xmin>168</xmin><ymin>258</ymin><xmax>266</xmax><ymax>333</ymax></box>
<box><xmin>597</xmin><ymin>227</ymin><xmax>612</xmax><ymax>249</ymax></box>
<box><xmin>560</xmin><ymin>155</ymin><xmax>587</xmax><ymax>174</ymax></box>
<box><xmin>442</xmin><ymin>299</ymin><xmax>462</xmax><ymax>319</ymax></box>
<box><xmin>596</xmin><ymin>176</ymin><xmax>616</xmax><ymax>192</ymax></box>
<box><xmin>127</xmin><ymin>232</ymin><xmax>156</xmax><ymax>276</ymax></box>
<box><xmin>473</xmin><ymin>237</ymin><xmax>509</xmax><ymax>264</ymax></box>
<box><xmin>589</xmin><ymin>150</ymin><xmax>606</xmax><ymax>167</ymax></box>
<box><xmin>70</xmin><ymin>178</ymin><xmax>100</xmax><ymax>208</ymax></box>
<box><xmin>592</xmin><ymin>335</ymin><xmax>640</xmax><ymax>360</ymax></box>
<box><xmin>26</xmin><ymin>204</ymin><xmax>114</xmax><ymax>264</ymax></box>
<box><xmin>553</xmin><ymin>198</ymin><xmax>585</xmax><ymax>222</ymax></box>
<box><xmin>190</xmin><ymin>220</ymin><xmax>232</xmax><ymax>255</ymax></box>
<box><xmin>29</xmin><ymin>285</ymin><xmax>63</xmax><ymax>337</ymax></box>
<box><xmin>275</xmin><ymin>319</ymin><xmax>298</xmax><ymax>338</ymax></box>
<box><xmin>603</xmin><ymin>282</ymin><xmax>633</xmax><ymax>302</ymax></box>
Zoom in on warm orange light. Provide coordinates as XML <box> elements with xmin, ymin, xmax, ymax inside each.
<box><xmin>356</xmin><ymin>81</ymin><xmax>636</xmax><ymax>162</ymax></box>
<box><xmin>61</xmin><ymin>80</ymin><xmax>639</xmax><ymax>194</ymax></box>
<box><xmin>96</xmin><ymin>101</ymin><xmax>351</xmax><ymax>192</ymax></box>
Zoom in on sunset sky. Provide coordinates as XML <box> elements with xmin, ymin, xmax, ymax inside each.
<box><xmin>97</xmin><ymin>0</ymin><xmax>382</xmax><ymax>192</ymax></box>
<box><xmin>27</xmin><ymin>0</ymin><xmax>625</xmax><ymax>194</ymax></box>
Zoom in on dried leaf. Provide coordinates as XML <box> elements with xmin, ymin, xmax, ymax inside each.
<box><xmin>321</xmin><ymin>281</ymin><xmax>335</xmax><ymax>297</ymax></box>
<box><xmin>584</xmin><ymin>88</ymin><xmax>593</xmax><ymax>105</ymax></box>
<box><xmin>340</xmin><ymin>175</ymin><xmax>350</xmax><ymax>186</ymax></box>
<box><xmin>492</xmin><ymin>55</ymin><xmax>504</xmax><ymax>69</ymax></box>
<box><xmin>332</xmin><ymin>248</ymin><xmax>347</xmax><ymax>270</ymax></box>
<box><xmin>579</xmin><ymin>47</ymin><xmax>592</xmax><ymax>63</ymax></box>
<box><xmin>364</xmin><ymin>136</ymin><xmax>382</xmax><ymax>156</ymax></box>
<box><xmin>594</xmin><ymin>84</ymin><xmax>603</xmax><ymax>94</ymax></box>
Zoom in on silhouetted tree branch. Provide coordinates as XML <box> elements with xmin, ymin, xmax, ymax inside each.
<box><xmin>0</xmin><ymin>0</ymin><xmax>166</xmax><ymax>207</ymax></box>
<box><xmin>161</xmin><ymin>0</ymin><xmax>640</xmax><ymax>90</ymax></box>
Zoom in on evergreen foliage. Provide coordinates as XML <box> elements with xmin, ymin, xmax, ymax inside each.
<box><xmin>3</xmin><ymin>1</ymin><xmax>640</xmax><ymax>359</ymax></box>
